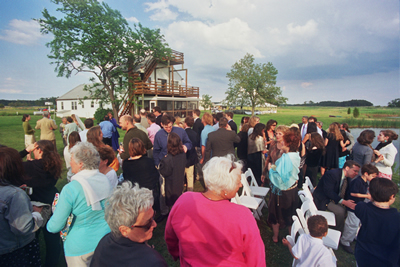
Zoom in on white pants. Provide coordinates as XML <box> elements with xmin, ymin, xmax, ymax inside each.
<box><xmin>65</xmin><ymin>251</ymin><xmax>94</xmax><ymax>267</ymax></box>
<box><xmin>340</xmin><ymin>211</ymin><xmax>360</xmax><ymax>246</ymax></box>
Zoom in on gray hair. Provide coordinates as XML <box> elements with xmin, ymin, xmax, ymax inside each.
<box><xmin>202</xmin><ymin>155</ymin><xmax>243</xmax><ymax>195</ymax></box>
<box><xmin>105</xmin><ymin>182</ymin><xmax>153</xmax><ymax>237</ymax></box>
<box><xmin>70</xmin><ymin>142</ymin><xmax>100</xmax><ymax>170</ymax></box>
<box><xmin>43</xmin><ymin>111</ymin><xmax>49</xmax><ymax>117</ymax></box>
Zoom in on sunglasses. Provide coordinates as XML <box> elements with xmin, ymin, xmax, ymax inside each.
<box><xmin>131</xmin><ymin>212</ymin><xmax>156</xmax><ymax>231</ymax></box>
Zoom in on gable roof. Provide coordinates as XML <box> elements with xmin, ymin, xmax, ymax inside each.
<box><xmin>57</xmin><ymin>84</ymin><xmax>104</xmax><ymax>100</ymax></box>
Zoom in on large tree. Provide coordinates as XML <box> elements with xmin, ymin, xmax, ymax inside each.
<box><xmin>36</xmin><ymin>0</ymin><xmax>170</xmax><ymax>118</ymax></box>
<box><xmin>225</xmin><ymin>53</ymin><xmax>287</xmax><ymax>115</ymax></box>
<box><xmin>200</xmin><ymin>94</ymin><xmax>213</xmax><ymax>111</ymax></box>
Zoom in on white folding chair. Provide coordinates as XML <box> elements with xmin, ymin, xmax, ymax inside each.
<box><xmin>244</xmin><ymin>168</ymin><xmax>270</xmax><ymax>198</ymax></box>
<box><xmin>285</xmin><ymin>216</ymin><xmax>304</xmax><ymax>267</ymax></box>
<box><xmin>304</xmin><ymin>176</ymin><xmax>315</xmax><ymax>193</ymax></box>
<box><xmin>231</xmin><ymin>175</ymin><xmax>265</xmax><ymax>220</ymax></box>
<box><xmin>296</xmin><ymin>200</ymin><xmax>341</xmax><ymax>250</ymax></box>
<box><xmin>298</xmin><ymin>189</ymin><xmax>336</xmax><ymax>226</ymax></box>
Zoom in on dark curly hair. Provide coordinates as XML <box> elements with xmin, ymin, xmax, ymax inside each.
<box><xmin>36</xmin><ymin>140</ymin><xmax>62</xmax><ymax>179</ymax></box>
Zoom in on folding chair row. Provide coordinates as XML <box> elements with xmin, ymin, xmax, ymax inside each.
<box><xmin>296</xmin><ymin>199</ymin><xmax>341</xmax><ymax>250</ymax></box>
<box><xmin>298</xmin><ymin>185</ymin><xmax>336</xmax><ymax>226</ymax></box>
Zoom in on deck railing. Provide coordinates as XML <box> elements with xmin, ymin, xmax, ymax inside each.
<box><xmin>133</xmin><ymin>81</ymin><xmax>199</xmax><ymax>97</ymax></box>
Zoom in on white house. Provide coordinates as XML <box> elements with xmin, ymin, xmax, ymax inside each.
<box><xmin>56</xmin><ymin>49</ymin><xmax>200</xmax><ymax>119</ymax></box>
<box><xmin>56</xmin><ymin>84</ymin><xmax>111</xmax><ymax>118</ymax></box>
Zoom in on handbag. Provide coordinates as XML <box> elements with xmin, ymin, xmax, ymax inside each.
<box><xmin>52</xmin><ymin>193</ymin><xmax>74</xmax><ymax>242</ymax></box>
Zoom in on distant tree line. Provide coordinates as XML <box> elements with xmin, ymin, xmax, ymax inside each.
<box><xmin>288</xmin><ymin>99</ymin><xmax>373</xmax><ymax>107</ymax></box>
<box><xmin>0</xmin><ymin>97</ymin><xmax>58</xmax><ymax>107</ymax></box>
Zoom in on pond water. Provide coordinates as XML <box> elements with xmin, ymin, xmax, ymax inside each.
<box><xmin>347</xmin><ymin>128</ymin><xmax>399</xmax><ymax>172</ymax></box>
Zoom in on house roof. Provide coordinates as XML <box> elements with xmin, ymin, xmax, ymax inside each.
<box><xmin>57</xmin><ymin>84</ymin><xmax>103</xmax><ymax>100</ymax></box>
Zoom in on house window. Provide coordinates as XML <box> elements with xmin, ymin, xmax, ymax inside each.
<box><xmin>72</xmin><ymin>102</ymin><xmax>77</xmax><ymax>110</ymax></box>
<box><xmin>61</xmin><ymin>102</ymin><xmax>64</xmax><ymax>110</ymax></box>
<box><xmin>91</xmin><ymin>101</ymin><xmax>94</xmax><ymax>108</ymax></box>
<box><xmin>81</xmin><ymin>102</ymin><xmax>84</xmax><ymax>108</ymax></box>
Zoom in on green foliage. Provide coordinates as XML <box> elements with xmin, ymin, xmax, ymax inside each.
<box><xmin>353</xmin><ymin>107</ymin><xmax>360</xmax><ymax>118</ymax></box>
<box><xmin>36</xmin><ymin>0</ymin><xmax>170</xmax><ymax>118</ymax></box>
<box><xmin>200</xmin><ymin>94</ymin><xmax>213</xmax><ymax>111</ymax></box>
<box><xmin>93</xmin><ymin>107</ymin><xmax>112</xmax><ymax>123</ymax></box>
<box><xmin>225</xmin><ymin>53</ymin><xmax>287</xmax><ymax>115</ymax></box>
<box><xmin>347</xmin><ymin>107</ymin><xmax>351</xmax><ymax>114</ymax></box>
<box><xmin>0</xmin><ymin>104</ymin><xmax>4</xmax><ymax>109</ymax></box>
<box><xmin>388</xmin><ymin>98</ymin><xmax>400</xmax><ymax>108</ymax></box>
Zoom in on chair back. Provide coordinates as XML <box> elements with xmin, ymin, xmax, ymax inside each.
<box><xmin>286</xmin><ymin>215</ymin><xmax>305</xmax><ymax>246</ymax></box>
<box><xmin>244</xmin><ymin>168</ymin><xmax>258</xmax><ymax>187</ymax></box>
<box><xmin>304</xmin><ymin>176</ymin><xmax>315</xmax><ymax>193</ymax></box>
<box><xmin>296</xmin><ymin>200</ymin><xmax>313</xmax><ymax>234</ymax></box>
<box><xmin>240</xmin><ymin>174</ymin><xmax>253</xmax><ymax>197</ymax></box>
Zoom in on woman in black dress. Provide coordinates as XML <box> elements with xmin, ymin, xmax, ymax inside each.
<box><xmin>247</xmin><ymin>123</ymin><xmax>266</xmax><ymax>185</ymax></box>
<box><xmin>320</xmin><ymin>123</ymin><xmax>347</xmax><ymax>176</ymax></box>
<box><xmin>22</xmin><ymin>140</ymin><xmax>63</xmax><ymax>267</ymax></box>
<box><xmin>159</xmin><ymin>133</ymin><xmax>186</xmax><ymax>207</ymax></box>
<box><xmin>122</xmin><ymin>138</ymin><xmax>160</xmax><ymax>211</ymax></box>
<box><xmin>305</xmin><ymin>132</ymin><xmax>325</xmax><ymax>186</ymax></box>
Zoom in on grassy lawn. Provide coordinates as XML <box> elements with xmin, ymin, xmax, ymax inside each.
<box><xmin>1</xmin><ymin>107</ymin><xmax>399</xmax><ymax>266</ymax></box>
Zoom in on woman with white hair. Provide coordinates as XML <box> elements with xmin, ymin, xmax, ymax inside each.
<box><xmin>165</xmin><ymin>155</ymin><xmax>266</xmax><ymax>266</ymax></box>
<box><xmin>90</xmin><ymin>182</ymin><xmax>167</xmax><ymax>266</ymax></box>
<box><xmin>47</xmin><ymin>142</ymin><xmax>113</xmax><ymax>266</ymax></box>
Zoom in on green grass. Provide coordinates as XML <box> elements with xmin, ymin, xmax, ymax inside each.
<box><xmin>1</xmin><ymin>111</ymin><xmax>399</xmax><ymax>267</ymax></box>
<box><xmin>218</xmin><ymin>106</ymin><xmax>400</xmax><ymax>128</ymax></box>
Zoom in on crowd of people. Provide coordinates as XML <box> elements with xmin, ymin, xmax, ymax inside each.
<box><xmin>0</xmin><ymin>109</ymin><xmax>399</xmax><ymax>266</ymax></box>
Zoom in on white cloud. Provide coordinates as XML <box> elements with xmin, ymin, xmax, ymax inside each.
<box><xmin>126</xmin><ymin>16</ymin><xmax>139</xmax><ymax>23</ymax></box>
<box><xmin>301</xmin><ymin>82</ymin><xmax>313</xmax><ymax>89</ymax></box>
<box><xmin>287</xmin><ymin>20</ymin><xmax>318</xmax><ymax>37</ymax></box>
<box><xmin>0</xmin><ymin>88</ymin><xmax>22</xmax><ymax>94</ymax></box>
<box><xmin>145</xmin><ymin>0</ymin><xmax>178</xmax><ymax>21</ymax></box>
<box><xmin>0</xmin><ymin>19</ymin><xmax>42</xmax><ymax>45</ymax></box>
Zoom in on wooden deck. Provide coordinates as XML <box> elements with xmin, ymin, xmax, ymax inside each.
<box><xmin>133</xmin><ymin>81</ymin><xmax>199</xmax><ymax>97</ymax></box>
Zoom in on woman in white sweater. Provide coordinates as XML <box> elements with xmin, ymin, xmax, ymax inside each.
<box><xmin>373</xmin><ymin>130</ymin><xmax>398</xmax><ymax>179</ymax></box>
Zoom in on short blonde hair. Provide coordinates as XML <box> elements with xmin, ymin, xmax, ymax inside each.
<box><xmin>202</xmin><ymin>112</ymin><xmax>213</xmax><ymax>125</ymax></box>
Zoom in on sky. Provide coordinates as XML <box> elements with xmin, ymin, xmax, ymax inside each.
<box><xmin>0</xmin><ymin>0</ymin><xmax>398</xmax><ymax>106</ymax></box>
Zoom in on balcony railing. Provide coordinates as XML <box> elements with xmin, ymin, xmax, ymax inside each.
<box><xmin>133</xmin><ymin>81</ymin><xmax>199</xmax><ymax>97</ymax></box>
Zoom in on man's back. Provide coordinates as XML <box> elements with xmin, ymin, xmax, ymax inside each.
<box><xmin>313</xmin><ymin>168</ymin><xmax>342</xmax><ymax>210</ymax></box>
<box><xmin>204</xmin><ymin>128</ymin><xmax>240</xmax><ymax>162</ymax></box>
<box><xmin>36</xmin><ymin>117</ymin><xmax>57</xmax><ymax>140</ymax></box>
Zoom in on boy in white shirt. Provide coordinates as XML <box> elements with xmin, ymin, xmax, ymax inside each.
<box><xmin>282</xmin><ymin>215</ymin><xmax>336</xmax><ymax>267</ymax></box>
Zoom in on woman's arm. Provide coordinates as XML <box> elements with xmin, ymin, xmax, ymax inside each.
<box><xmin>324</xmin><ymin>138</ymin><xmax>329</xmax><ymax>146</ymax></box>
<box><xmin>6</xmin><ymin>189</ymin><xmax>36</xmax><ymax>236</ymax></box>
<box><xmin>376</xmin><ymin>146</ymin><xmax>397</xmax><ymax>167</ymax></box>
<box><xmin>363</xmin><ymin>147</ymin><xmax>373</xmax><ymax>165</ymax></box>
<box><xmin>47</xmin><ymin>184</ymin><xmax>74</xmax><ymax>233</ymax></box>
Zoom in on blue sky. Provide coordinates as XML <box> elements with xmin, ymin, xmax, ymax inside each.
<box><xmin>0</xmin><ymin>0</ymin><xmax>398</xmax><ymax>105</ymax></box>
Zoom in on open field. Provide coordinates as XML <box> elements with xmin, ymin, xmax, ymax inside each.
<box><xmin>0</xmin><ymin>110</ymin><xmax>399</xmax><ymax>266</ymax></box>
<box><xmin>223</xmin><ymin>106</ymin><xmax>400</xmax><ymax>128</ymax></box>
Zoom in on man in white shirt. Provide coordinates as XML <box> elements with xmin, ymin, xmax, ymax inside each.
<box><xmin>79</xmin><ymin>118</ymin><xmax>94</xmax><ymax>143</ymax></box>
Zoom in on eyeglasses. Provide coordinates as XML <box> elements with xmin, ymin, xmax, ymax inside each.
<box><xmin>272</xmin><ymin>124</ymin><xmax>277</xmax><ymax>126</ymax></box>
<box><xmin>131</xmin><ymin>212</ymin><xmax>156</xmax><ymax>231</ymax></box>
<box><xmin>229</xmin><ymin>162</ymin><xmax>236</xmax><ymax>173</ymax></box>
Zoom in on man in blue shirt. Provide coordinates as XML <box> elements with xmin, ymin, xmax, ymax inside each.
<box><xmin>99</xmin><ymin>115</ymin><xmax>115</xmax><ymax>147</ymax></box>
<box><xmin>153</xmin><ymin>114</ymin><xmax>192</xmax><ymax>166</ymax></box>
